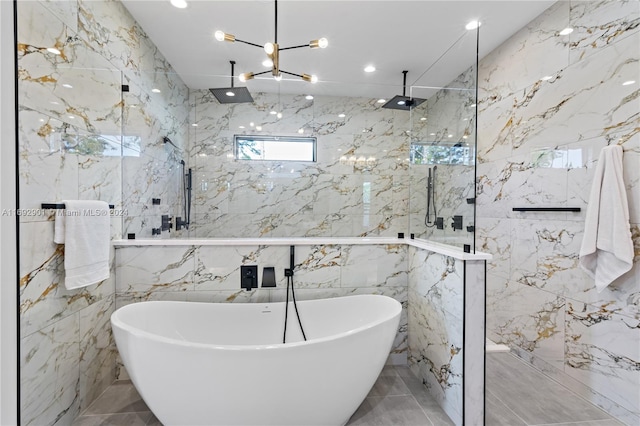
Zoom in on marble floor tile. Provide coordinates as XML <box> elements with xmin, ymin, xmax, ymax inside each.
<box><xmin>347</xmin><ymin>395</ymin><xmax>433</xmax><ymax>426</ymax></box>
<box><xmin>72</xmin><ymin>412</ymin><xmax>153</xmax><ymax>426</ymax></box>
<box><xmin>80</xmin><ymin>380</ymin><xmax>149</xmax><ymax>415</ymax></box>
<box><xmin>485</xmin><ymin>388</ymin><xmax>527</xmax><ymax>425</ymax></box>
<box><xmin>366</xmin><ymin>366</ymin><xmax>412</xmax><ymax>397</ymax></box>
<box><xmin>486</xmin><ymin>353</ymin><xmax>619</xmax><ymax>425</ymax></box>
<box><xmin>72</xmin><ymin>356</ymin><xmax>625</xmax><ymax>426</ymax></box>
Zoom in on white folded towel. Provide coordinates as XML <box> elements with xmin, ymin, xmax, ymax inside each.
<box><xmin>579</xmin><ymin>145</ymin><xmax>633</xmax><ymax>292</ymax></box>
<box><xmin>54</xmin><ymin>200</ymin><xmax>111</xmax><ymax>290</ymax></box>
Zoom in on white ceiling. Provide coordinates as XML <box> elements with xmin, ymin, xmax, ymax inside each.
<box><xmin>122</xmin><ymin>0</ymin><xmax>556</xmax><ymax>99</ymax></box>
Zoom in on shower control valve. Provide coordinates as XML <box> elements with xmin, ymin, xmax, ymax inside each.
<box><xmin>161</xmin><ymin>214</ymin><xmax>173</xmax><ymax>232</ymax></box>
<box><xmin>176</xmin><ymin>217</ymin><xmax>188</xmax><ymax>231</ymax></box>
<box><xmin>451</xmin><ymin>215</ymin><xmax>463</xmax><ymax>231</ymax></box>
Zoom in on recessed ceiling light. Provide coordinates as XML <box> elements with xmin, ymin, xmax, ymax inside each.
<box><xmin>249</xmin><ymin>122</ymin><xmax>255</xmax><ymax>127</ymax></box>
<box><xmin>622</xmin><ymin>80</ymin><xmax>636</xmax><ymax>86</ymax></box>
<box><xmin>46</xmin><ymin>47</ymin><xmax>61</xmax><ymax>55</ymax></box>
<box><xmin>420</xmin><ymin>117</ymin><xmax>427</xmax><ymax>121</ymax></box>
<box><xmin>226</xmin><ymin>91</ymin><xmax>235</xmax><ymax>97</ymax></box>
<box><xmin>262</xmin><ymin>59</ymin><xmax>273</xmax><ymax>68</ymax></box>
<box><xmin>469</xmin><ymin>103</ymin><xmax>476</xmax><ymax>108</ymax></box>
<box><xmin>270</xmin><ymin>110</ymin><xmax>277</xmax><ymax>115</ymax></box>
<box><xmin>541</xmin><ymin>75</ymin><xmax>553</xmax><ymax>81</ymax></box>
<box><xmin>256</xmin><ymin>126</ymin><xmax>262</xmax><ymax>131</ymax></box>
<box><xmin>239</xmin><ymin>125</ymin><xmax>245</xmax><ymax>129</ymax></box>
<box><xmin>277</xmin><ymin>112</ymin><xmax>283</xmax><ymax>119</ymax></box>
<box><xmin>448</xmin><ymin>134</ymin><xmax>453</xmax><ymax>138</ymax></box>
<box><xmin>559</xmin><ymin>27</ymin><xmax>573</xmax><ymax>35</ymax></box>
<box><xmin>68</xmin><ymin>115</ymin><xmax>75</xmax><ymax>119</ymax></box>
<box><xmin>429</xmin><ymin>133</ymin><xmax>436</xmax><ymax>136</ymax></box>
<box><xmin>305</xmin><ymin>95</ymin><xmax>314</xmax><ymax>100</ymax></box>
<box><xmin>62</xmin><ymin>83</ymin><xmax>73</xmax><ymax>89</ymax></box>
<box><xmin>338</xmin><ymin>113</ymin><xmax>346</xmax><ymax>118</ymax></box>
<box><xmin>364</xmin><ymin>65</ymin><xmax>376</xmax><ymax>73</ymax></box>
<box><xmin>465</xmin><ymin>20</ymin><xmax>481</xmax><ymax>30</ymax></box>
<box><xmin>298</xmin><ymin>128</ymin><xmax>304</xmax><ymax>134</ymax></box>
<box><xmin>170</xmin><ymin>0</ymin><xmax>188</xmax><ymax>9</ymax></box>
<box><xmin>152</xmin><ymin>88</ymin><xmax>161</xmax><ymax>93</ymax></box>
<box><xmin>377</xmin><ymin>99</ymin><xmax>386</xmax><ymax>104</ymax></box>
<box><xmin>191</xmin><ymin>123</ymin><xmax>198</xmax><ymax>127</ymax></box>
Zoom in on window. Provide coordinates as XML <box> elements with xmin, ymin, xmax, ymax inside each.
<box><xmin>410</xmin><ymin>141</ymin><xmax>474</xmax><ymax>165</ymax></box>
<box><xmin>234</xmin><ymin>135</ymin><xmax>317</xmax><ymax>162</ymax></box>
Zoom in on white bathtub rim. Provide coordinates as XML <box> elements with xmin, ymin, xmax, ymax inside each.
<box><xmin>111</xmin><ymin>294</ymin><xmax>401</xmax><ymax>352</ymax></box>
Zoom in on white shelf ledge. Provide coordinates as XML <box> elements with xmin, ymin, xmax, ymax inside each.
<box><xmin>113</xmin><ymin>237</ymin><xmax>492</xmax><ymax>261</ymax></box>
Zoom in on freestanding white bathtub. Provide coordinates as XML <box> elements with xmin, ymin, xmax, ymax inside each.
<box><xmin>111</xmin><ymin>294</ymin><xmax>401</xmax><ymax>426</ymax></box>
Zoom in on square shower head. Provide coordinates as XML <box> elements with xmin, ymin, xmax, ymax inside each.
<box><xmin>209</xmin><ymin>87</ymin><xmax>254</xmax><ymax>104</ymax></box>
<box><xmin>381</xmin><ymin>95</ymin><xmax>426</xmax><ymax>111</ymax></box>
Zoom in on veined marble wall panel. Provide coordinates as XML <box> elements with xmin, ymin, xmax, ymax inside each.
<box><xmin>189</xmin><ymin>90</ymin><xmax>409</xmax><ymax>238</ymax></box>
<box><xmin>18</xmin><ymin>0</ymin><xmax>190</xmax><ymax>424</ymax></box>
<box><xmin>79</xmin><ymin>295</ymin><xmax>117</xmax><ymax>413</ymax></box>
<box><xmin>477</xmin><ymin>1</ymin><xmax>640</xmax><ymax>421</ymax></box>
<box><xmin>407</xmin><ymin>247</ymin><xmax>465</xmax><ymax>424</ymax></box>
<box><xmin>568</xmin><ymin>0</ymin><xmax>640</xmax><ymax>65</ymax></box>
<box><xmin>478</xmin><ymin>1</ymin><xmax>570</xmax><ymax>107</ymax></box>
<box><xmin>486</xmin><ymin>276</ymin><xmax>566</xmax><ymax>370</ymax></box>
<box><xmin>39</xmin><ymin>0</ymin><xmax>78</xmax><ymax>34</ymax></box>
<box><xmin>20</xmin><ymin>312</ymin><xmax>80</xmax><ymax>426</ymax></box>
<box><xmin>565</xmin><ymin>300</ymin><xmax>640</xmax><ymax>421</ymax></box>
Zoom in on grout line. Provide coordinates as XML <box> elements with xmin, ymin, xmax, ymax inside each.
<box><xmin>485</xmin><ymin>387</ymin><xmax>529</xmax><ymax>426</ymax></box>
<box><xmin>529</xmin><ymin>420</ymin><xmax>624</xmax><ymax>426</ymax></box>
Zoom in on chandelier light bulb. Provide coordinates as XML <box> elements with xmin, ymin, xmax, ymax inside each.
<box><xmin>215</xmin><ymin>31</ymin><xmax>235</xmax><ymax>42</ymax></box>
<box><xmin>310</xmin><ymin>38</ymin><xmax>329</xmax><ymax>49</ymax></box>
<box><xmin>274</xmin><ymin>74</ymin><xmax>283</xmax><ymax>81</ymax></box>
<box><xmin>264</xmin><ymin>42</ymin><xmax>275</xmax><ymax>55</ymax></box>
<box><xmin>262</xmin><ymin>59</ymin><xmax>273</xmax><ymax>67</ymax></box>
<box><xmin>239</xmin><ymin>72</ymin><xmax>254</xmax><ymax>82</ymax></box>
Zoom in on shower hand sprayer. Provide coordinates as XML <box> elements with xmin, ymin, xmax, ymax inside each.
<box><xmin>425</xmin><ymin>165</ymin><xmax>437</xmax><ymax>227</ymax></box>
<box><xmin>283</xmin><ymin>245</ymin><xmax>307</xmax><ymax>344</ymax></box>
<box><xmin>177</xmin><ymin>160</ymin><xmax>192</xmax><ymax>231</ymax></box>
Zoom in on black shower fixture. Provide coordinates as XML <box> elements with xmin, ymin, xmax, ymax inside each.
<box><xmin>209</xmin><ymin>60</ymin><xmax>254</xmax><ymax>104</ymax></box>
<box><xmin>382</xmin><ymin>70</ymin><xmax>426</xmax><ymax>111</ymax></box>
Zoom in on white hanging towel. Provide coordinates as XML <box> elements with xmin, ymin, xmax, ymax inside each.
<box><xmin>579</xmin><ymin>145</ymin><xmax>633</xmax><ymax>293</ymax></box>
<box><xmin>54</xmin><ymin>200</ymin><xmax>111</xmax><ymax>290</ymax></box>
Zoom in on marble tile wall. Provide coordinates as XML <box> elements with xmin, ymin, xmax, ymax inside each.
<box><xmin>407</xmin><ymin>246</ymin><xmax>486</xmax><ymax>426</ymax></box>
<box><xmin>475</xmin><ymin>1</ymin><xmax>640</xmax><ymax>423</ymax></box>
<box><xmin>114</xmin><ymin>242</ymin><xmax>409</xmax><ymax>378</ymax></box>
<box><xmin>187</xmin><ymin>90</ymin><xmax>410</xmax><ymax>238</ymax></box>
<box><xmin>407</xmin><ymin>247</ymin><xmax>464</xmax><ymax>424</ymax></box>
<box><xmin>17</xmin><ymin>0</ymin><xmax>188</xmax><ymax>424</ymax></box>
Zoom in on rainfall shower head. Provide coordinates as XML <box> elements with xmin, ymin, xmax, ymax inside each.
<box><xmin>382</xmin><ymin>70</ymin><xmax>426</xmax><ymax>111</ymax></box>
<box><xmin>209</xmin><ymin>60</ymin><xmax>254</xmax><ymax>104</ymax></box>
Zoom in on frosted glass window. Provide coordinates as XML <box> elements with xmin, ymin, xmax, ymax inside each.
<box><xmin>234</xmin><ymin>135</ymin><xmax>316</xmax><ymax>162</ymax></box>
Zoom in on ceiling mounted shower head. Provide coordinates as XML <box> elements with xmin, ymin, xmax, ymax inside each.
<box><xmin>382</xmin><ymin>70</ymin><xmax>426</xmax><ymax>111</ymax></box>
<box><xmin>209</xmin><ymin>60</ymin><xmax>254</xmax><ymax>104</ymax></box>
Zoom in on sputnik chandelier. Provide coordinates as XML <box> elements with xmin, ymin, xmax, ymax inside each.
<box><xmin>214</xmin><ymin>0</ymin><xmax>328</xmax><ymax>84</ymax></box>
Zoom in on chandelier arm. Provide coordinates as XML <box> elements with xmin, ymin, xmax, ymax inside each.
<box><xmin>279</xmin><ymin>70</ymin><xmax>303</xmax><ymax>78</ymax></box>
<box><xmin>234</xmin><ymin>39</ymin><xmax>265</xmax><ymax>49</ymax></box>
<box><xmin>252</xmin><ymin>70</ymin><xmax>272</xmax><ymax>77</ymax></box>
<box><xmin>279</xmin><ymin>44</ymin><xmax>310</xmax><ymax>51</ymax></box>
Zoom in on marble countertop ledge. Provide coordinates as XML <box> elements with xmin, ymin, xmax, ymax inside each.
<box><xmin>113</xmin><ymin>237</ymin><xmax>492</xmax><ymax>261</ymax></box>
